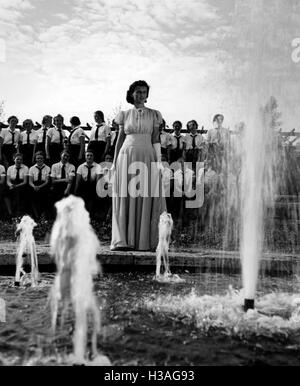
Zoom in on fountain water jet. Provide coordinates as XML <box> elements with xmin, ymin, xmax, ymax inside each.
<box><xmin>14</xmin><ymin>215</ymin><xmax>39</xmax><ymax>287</ymax></box>
<box><xmin>234</xmin><ymin>0</ymin><xmax>280</xmax><ymax>311</ymax></box>
<box><xmin>49</xmin><ymin>195</ymin><xmax>111</xmax><ymax>365</ymax></box>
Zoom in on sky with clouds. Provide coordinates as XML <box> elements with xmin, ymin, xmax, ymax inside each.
<box><xmin>0</xmin><ymin>0</ymin><xmax>300</xmax><ymax>130</ymax></box>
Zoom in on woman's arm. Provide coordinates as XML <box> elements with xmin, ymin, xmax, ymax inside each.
<box><xmin>183</xmin><ymin>141</ymin><xmax>186</xmax><ymax>162</ymax></box>
<box><xmin>32</xmin><ymin>138</ymin><xmax>38</xmax><ymax>164</ymax></box>
<box><xmin>74</xmin><ymin>173</ymin><xmax>82</xmax><ymax>195</ymax></box>
<box><xmin>104</xmin><ymin>135</ymin><xmax>111</xmax><ymax>156</ymax></box>
<box><xmin>45</xmin><ymin>136</ymin><xmax>50</xmax><ymax>160</ymax></box>
<box><xmin>79</xmin><ymin>136</ymin><xmax>85</xmax><ymax>160</ymax></box>
<box><xmin>151</xmin><ymin>125</ymin><xmax>160</xmax><ymax>145</ymax></box>
<box><xmin>15</xmin><ymin>174</ymin><xmax>28</xmax><ymax>188</ymax></box>
<box><xmin>112</xmin><ymin>126</ymin><xmax>126</xmax><ymax>167</ymax></box>
<box><xmin>29</xmin><ymin>174</ymin><xmax>36</xmax><ymax>189</ymax></box>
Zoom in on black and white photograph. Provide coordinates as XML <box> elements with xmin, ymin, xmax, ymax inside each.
<box><xmin>0</xmin><ymin>0</ymin><xmax>300</xmax><ymax>371</ymax></box>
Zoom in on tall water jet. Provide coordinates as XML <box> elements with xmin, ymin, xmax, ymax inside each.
<box><xmin>50</xmin><ymin>195</ymin><xmax>111</xmax><ymax>365</ymax></box>
<box><xmin>14</xmin><ymin>215</ymin><xmax>39</xmax><ymax>287</ymax></box>
<box><xmin>233</xmin><ymin>0</ymin><xmax>280</xmax><ymax>311</ymax></box>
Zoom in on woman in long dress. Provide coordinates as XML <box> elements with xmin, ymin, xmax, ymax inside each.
<box><xmin>110</xmin><ymin>80</ymin><xmax>166</xmax><ymax>251</ymax></box>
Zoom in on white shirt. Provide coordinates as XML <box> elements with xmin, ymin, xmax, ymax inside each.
<box><xmin>29</xmin><ymin>164</ymin><xmax>51</xmax><ymax>182</ymax></box>
<box><xmin>20</xmin><ymin>130</ymin><xmax>38</xmax><ymax>145</ymax></box>
<box><xmin>0</xmin><ymin>164</ymin><xmax>6</xmax><ymax>176</ymax></box>
<box><xmin>51</xmin><ymin>162</ymin><xmax>75</xmax><ymax>179</ymax></box>
<box><xmin>89</xmin><ymin>123</ymin><xmax>111</xmax><ymax>142</ymax></box>
<box><xmin>68</xmin><ymin>126</ymin><xmax>85</xmax><ymax>145</ymax></box>
<box><xmin>47</xmin><ymin>127</ymin><xmax>66</xmax><ymax>144</ymax></box>
<box><xmin>7</xmin><ymin>164</ymin><xmax>28</xmax><ymax>180</ymax></box>
<box><xmin>0</xmin><ymin>129</ymin><xmax>21</xmax><ymax>145</ymax></box>
<box><xmin>169</xmin><ymin>133</ymin><xmax>185</xmax><ymax>150</ymax></box>
<box><xmin>160</xmin><ymin>131</ymin><xmax>171</xmax><ymax>149</ymax></box>
<box><xmin>77</xmin><ymin>162</ymin><xmax>100</xmax><ymax>182</ymax></box>
<box><xmin>36</xmin><ymin>127</ymin><xmax>49</xmax><ymax>143</ymax></box>
<box><xmin>207</xmin><ymin>127</ymin><xmax>230</xmax><ymax>145</ymax></box>
<box><xmin>185</xmin><ymin>133</ymin><xmax>205</xmax><ymax>150</ymax></box>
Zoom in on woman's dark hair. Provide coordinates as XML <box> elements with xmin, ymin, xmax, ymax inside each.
<box><xmin>13</xmin><ymin>152</ymin><xmax>23</xmax><ymax>160</ymax></box>
<box><xmin>7</xmin><ymin>116</ymin><xmax>18</xmax><ymax>124</ymax></box>
<box><xmin>60</xmin><ymin>150</ymin><xmax>70</xmax><ymax>157</ymax></box>
<box><xmin>160</xmin><ymin>119</ymin><xmax>166</xmax><ymax>130</ymax></box>
<box><xmin>187</xmin><ymin>120</ymin><xmax>198</xmax><ymax>130</ymax></box>
<box><xmin>23</xmin><ymin>119</ymin><xmax>34</xmax><ymax>128</ymax></box>
<box><xmin>35</xmin><ymin>151</ymin><xmax>45</xmax><ymax>159</ymax></box>
<box><xmin>70</xmin><ymin>116</ymin><xmax>81</xmax><ymax>126</ymax></box>
<box><xmin>173</xmin><ymin>120</ymin><xmax>182</xmax><ymax>128</ymax></box>
<box><xmin>85</xmin><ymin>148</ymin><xmax>95</xmax><ymax>156</ymax></box>
<box><xmin>213</xmin><ymin>114</ymin><xmax>224</xmax><ymax>122</ymax></box>
<box><xmin>42</xmin><ymin>115</ymin><xmax>52</xmax><ymax>124</ymax></box>
<box><xmin>126</xmin><ymin>80</ymin><xmax>150</xmax><ymax>105</ymax></box>
<box><xmin>54</xmin><ymin>114</ymin><xmax>64</xmax><ymax>121</ymax></box>
<box><xmin>94</xmin><ymin>110</ymin><xmax>104</xmax><ymax>121</ymax></box>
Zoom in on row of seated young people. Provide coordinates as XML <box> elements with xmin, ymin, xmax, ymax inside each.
<box><xmin>0</xmin><ymin>148</ymin><xmax>222</xmax><ymax>228</ymax></box>
<box><xmin>0</xmin><ymin>149</ymin><xmax>114</xmax><ymax>220</ymax></box>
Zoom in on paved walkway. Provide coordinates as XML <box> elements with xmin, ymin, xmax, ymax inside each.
<box><xmin>0</xmin><ymin>242</ymin><xmax>299</xmax><ymax>275</ymax></box>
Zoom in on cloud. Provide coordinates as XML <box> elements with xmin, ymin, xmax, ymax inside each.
<box><xmin>1</xmin><ymin>0</ymin><xmax>300</xmax><ymax>130</ymax></box>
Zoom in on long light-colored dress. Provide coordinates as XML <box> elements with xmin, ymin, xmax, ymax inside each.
<box><xmin>111</xmin><ymin>107</ymin><xmax>166</xmax><ymax>251</ymax></box>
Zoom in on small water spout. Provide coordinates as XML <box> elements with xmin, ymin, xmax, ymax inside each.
<box><xmin>154</xmin><ymin>212</ymin><xmax>184</xmax><ymax>283</ymax></box>
<box><xmin>14</xmin><ymin>215</ymin><xmax>39</xmax><ymax>287</ymax></box>
<box><xmin>49</xmin><ymin>195</ymin><xmax>111</xmax><ymax>365</ymax></box>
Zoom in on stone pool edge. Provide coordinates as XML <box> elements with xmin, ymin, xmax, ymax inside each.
<box><xmin>0</xmin><ymin>242</ymin><xmax>299</xmax><ymax>275</ymax></box>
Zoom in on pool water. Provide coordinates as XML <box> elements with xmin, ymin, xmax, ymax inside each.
<box><xmin>0</xmin><ymin>272</ymin><xmax>300</xmax><ymax>366</ymax></box>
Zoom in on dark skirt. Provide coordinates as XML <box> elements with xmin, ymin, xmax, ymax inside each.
<box><xmin>8</xmin><ymin>179</ymin><xmax>30</xmax><ymax>216</ymax></box>
<box><xmin>51</xmin><ymin>182</ymin><xmax>69</xmax><ymax>204</ymax></box>
<box><xmin>88</xmin><ymin>140</ymin><xmax>106</xmax><ymax>163</ymax></box>
<box><xmin>169</xmin><ymin>148</ymin><xmax>183</xmax><ymax>165</ymax></box>
<box><xmin>161</xmin><ymin>147</ymin><xmax>168</xmax><ymax>159</ymax></box>
<box><xmin>35</xmin><ymin>142</ymin><xmax>46</xmax><ymax>154</ymax></box>
<box><xmin>69</xmin><ymin>144</ymin><xmax>82</xmax><ymax>168</ymax></box>
<box><xmin>20</xmin><ymin>144</ymin><xmax>35</xmax><ymax>167</ymax></box>
<box><xmin>49</xmin><ymin>143</ymin><xmax>64</xmax><ymax>166</ymax></box>
<box><xmin>2</xmin><ymin>144</ymin><xmax>17</xmax><ymax>167</ymax></box>
<box><xmin>30</xmin><ymin>180</ymin><xmax>50</xmax><ymax>216</ymax></box>
<box><xmin>77</xmin><ymin>180</ymin><xmax>98</xmax><ymax>214</ymax></box>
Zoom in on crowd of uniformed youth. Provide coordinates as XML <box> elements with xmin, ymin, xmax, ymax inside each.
<box><xmin>0</xmin><ymin>110</ymin><xmax>229</xmax><ymax>223</ymax></box>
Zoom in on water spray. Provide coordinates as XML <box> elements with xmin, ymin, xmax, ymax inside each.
<box><xmin>50</xmin><ymin>195</ymin><xmax>111</xmax><ymax>365</ymax></box>
<box><xmin>14</xmin><ymin>216</ymin><xmax>39</xmax><ymax>287</ymax></box>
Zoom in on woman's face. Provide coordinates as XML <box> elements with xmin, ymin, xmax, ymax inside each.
<box><xmin>44</xmin><ymin>117</ymin><xmax>53</xmax><ymax>128</ymax></box>
<box><xmin>85</xmin><ymin>152</ymin><xmax>94</xmax><ymax>163</ymax></box>
<box><xmin>54</xmin><ymin>116</ymin><xmax>63</xmax><ymax>128</ymax></box>
<box><xmin>216</xmin><ymin>116</ymin><xmax>224</xmax><ymax>127</ymax></box>
<box><xmin>188</xmin><ymin>121</ymin><xmax>197</xmax><ymax>134</ymax></box>
<box><xmin>9</xmin><ymin>118</ymin><xmax>18</xmax><ymax>129</ymax></box>
<box><xmin>24</xmin><ymin>120</ymin><xmax>33</xmax><ymax>131</ymax></box>
<box><xmin>94</xmin><ymin>113</ymin><xmax>103</xmax><ymax>124</ymax></box>
<box><xmin>36</xmin><ymin>155</ymin><xmax>44</xmax><ymax>166</ymax></box>
<box><xmin>173</xmin><ymin>123</ymin><xmax>182</xmax><ymax>135</ymax></box>
<box><xmin>132</xmin><ymin>86</ymin><xmax>148</xmax><ymax>105</ymax></box>
<box><xmin>15</xmin><ymin>156</ymin><xmax>22</xmax><ymax>166</ymax></box>
<box><xmin>61</xmin><ymin>152</ymin><xmax>69</xmax><ymax>164</ymax></box>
